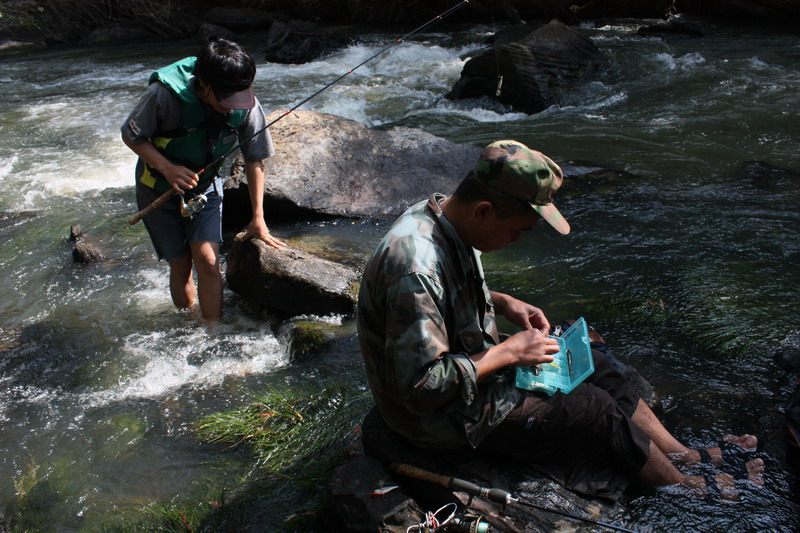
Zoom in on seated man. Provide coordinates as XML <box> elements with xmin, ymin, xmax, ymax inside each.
<box><xmin>357</xmin><ymin>140</ymin><xmax>763</xmax><ymax>501</ymax></box>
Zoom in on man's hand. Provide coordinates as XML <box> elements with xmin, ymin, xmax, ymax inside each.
<box><xmin>500</xmin><ymin>328</ymin><xmax>559</xmax><ymax>367</ymax></box>
<box><xmin>472</xmin><ymin>328</ymin><xmax>559</xmax><ymax>380</ymax></box>
<box><xmin>161</xmin><ymin>163</ymin><xmax>199</xmax><ymax>193</ymax></box>
<box><xmin>241</xmin><ymin>217</ymin><xmax>286</xmax><ymax>249</ymax></box>
<box><xmin>490</xmin><ymin>291</ymin><xmax>550</xmax><ymax>334</ymax></box>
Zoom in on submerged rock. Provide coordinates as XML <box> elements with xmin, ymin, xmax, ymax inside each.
<box><xmin>278</xmin><ymin>318</ymin><xmax>344</xmax><ymax>361</ymax></box>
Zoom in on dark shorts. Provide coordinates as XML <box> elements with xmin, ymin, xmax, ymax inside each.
<box><xmin>478</xmin><ymin>350</ymin><xmax>651</xmax><ymax>499</ymax></box>
<box><xmin>136</xmin><ymin>180</ymin><xmax>223</xmax><ymax>262</ymax></box>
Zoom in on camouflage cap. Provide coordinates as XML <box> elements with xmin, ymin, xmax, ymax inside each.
<box><xmin>474</xmin><ymin>140</ymin><xmax>570</xmax><ymax>235</ymax></box>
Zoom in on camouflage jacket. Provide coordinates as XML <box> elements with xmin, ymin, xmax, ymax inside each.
<box><xmin>357</xmin><ymin>194</ymin><xmax>520</xmax><ymax>450</ymax></box>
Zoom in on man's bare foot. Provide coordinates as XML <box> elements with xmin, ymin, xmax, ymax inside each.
<box><xmin>683</xmin><ymin>473</ymin><xmax>739</xmax><ymax>502</ymax></box>
<box><xmin>745</xmin><ymin>457</ymin><xmax>765</xmax><ymax>487</ymax></box>
<box><xmin>673</xmin><ymin>434</ymin><xmax>759</xmax><ymax>467</ymax></box>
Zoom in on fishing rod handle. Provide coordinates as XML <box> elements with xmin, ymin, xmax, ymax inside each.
<box><xmin>128</xmin><ymin>189</ymin><xmax>175</xmax><ymax>225</ymax></box>
<box><xmin>450</xmin><ymin>479</ymin><xmax>513</xmax><ymax>505</ymax></box>
<box><xmin>390</xmin><ymin>462</ymin><xmax>452</xmax><ymax>489</ymax></box>
<box><xmin>389</xmin><ymin>463</ymin><xmax>512</xmax><ymax>505</ymax></box>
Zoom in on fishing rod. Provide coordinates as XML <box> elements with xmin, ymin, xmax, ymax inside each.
<box><xmin>128</xmin><ymin>0</ymin><xmax>472</xmax><ymax>226</ymax></box>
<box><xmin>389</xmin><ymin>462</ymin><xmax>640</xmax><ymax>533</ymax></box>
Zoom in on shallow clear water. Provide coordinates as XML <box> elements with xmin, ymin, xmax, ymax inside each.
<box><xmin>0</xmin><ymin>20</ymin><xmax>798</xmax><ymax>532</ymax></box>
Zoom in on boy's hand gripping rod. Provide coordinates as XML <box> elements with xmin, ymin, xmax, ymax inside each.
<box><xmin>128</xmin><ymin>0</ymin><xmax>471</xmax><ymax>226</ymax></box>
<box><xmin>389</xmin><ymin>462</ymin><xmax>639</xmax><ymax>533</ymax></box>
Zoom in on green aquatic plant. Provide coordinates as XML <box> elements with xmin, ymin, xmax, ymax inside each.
<box><xmin>98</xmin><ymin>501</ymin><xmax>209</xmax><ymax>533</ymax></box>
<box><xmin>189</xmin><ymin>384</ymin><xmax>370</xmax><ymax>531</ymax></box>
<box><xmin>93</xmin><ymin>384</ymin><xmax>369</xmax><ymax>532</ymax></box>
<box><xmin>196</xmin><ymin>384</ymin><xmax>369</xmax><ymax>476</ymax></box>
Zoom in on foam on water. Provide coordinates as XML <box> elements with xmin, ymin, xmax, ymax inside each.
<box><xmin>99</xmin><ymin>325</ymin><xmax>287</xmax><ymax>402</ymax></box>
<box><xmin>256</xmin><ymin>41</ymin><xmax>474</xmax><ymax>126</ymax></box>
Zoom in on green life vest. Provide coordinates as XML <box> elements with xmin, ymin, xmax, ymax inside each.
<box><xmin>140</xmin><ymin>56</ymin><xmax>245</xmax><ymax>194</ymax></box>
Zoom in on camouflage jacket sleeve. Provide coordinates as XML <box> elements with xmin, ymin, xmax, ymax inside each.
<box><xmin>384</xmin><ymin>271</ymin><xmax>479</xmax><ymax>415</ymax></box>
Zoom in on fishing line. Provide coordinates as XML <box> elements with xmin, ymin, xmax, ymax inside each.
<box><xmin>490</xmin><ymin>0</ymin><xmax>503</xmax><ymax>97</ymax></box>
<box><xmin>129</xmin><ymin>0</ymin><xmax>472</xmax><ymax>225</ymax></box>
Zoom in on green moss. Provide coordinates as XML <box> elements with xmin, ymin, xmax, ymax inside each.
<box><xmin>94</xmin><ymin>412</ymin><xmax>148</xmax><ymax>458</ymax></box>
<box><xmin>288</xmin><ymin>320</ymin><xmax>340</xmax><ymax>360</ymax></box>
<box><xmin>346</xmin><ymin>279</ymin><xmax>360</xmax><ymax>301</ymax></box>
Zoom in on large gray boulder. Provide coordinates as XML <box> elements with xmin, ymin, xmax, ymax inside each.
<box><xmin>226</xmin><ymin>109</ymin><xmax>480</xmax><ymax>222</ymax></box>
<box><xmin>446</xmin><ymin>20</ymin><xmax>607</xmax><ymax>114</ymax></box>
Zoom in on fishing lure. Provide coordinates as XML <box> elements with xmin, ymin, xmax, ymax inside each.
<box><xmin>370</xmin><ymin>484</ymin><xmax>400</xmax><ymax>497</ymax></box>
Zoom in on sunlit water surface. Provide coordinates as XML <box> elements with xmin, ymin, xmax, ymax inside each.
<box><xmin>0</xmin><ymin>20</ymin><xmax>798</xmax><ymax>532</ymax></box>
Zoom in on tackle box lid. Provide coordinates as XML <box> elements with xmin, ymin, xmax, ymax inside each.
<box><xmin>514</xmin><ymin>317</ymin><xmax>595</xmax><ymax>396</ymax></box>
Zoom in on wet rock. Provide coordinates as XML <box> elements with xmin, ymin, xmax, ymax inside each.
<box><xmin>446</xmin><ymin>20</ymin><xmax>608</xmax><ymax>114</ymax></box>
<box><xmin>224</xmin><ymin>109</ymin><xmax>479</xmax><ymax>222</ymax></box>
<box><xmin>638</xmin><ymin>16</ymin><xmax>708</xmax><ymax>37</ymax></box>
<box><xmin>69</xmin><ymin>224</ymin><xmax>105</xmax><ymax>264</ymax></box>
<box><xmin>735</xmin><ymin>160</ymin><xmax>800</xmax><ymax>194</ymax></box>
<box><xmin>0</xmin><ymin>323</ymin><xmax>23</xmax><ymax>354</ymax></box>
<box><xmin>226</xmin><ymin>232</ymin><xmax>360</xmax><ymax>316</ymax></box>
<box><xmin>330</xmin><ymin>455</ymin><xmax>426</xmax><ymax>533</ymax></box>
<box><xmin>278</xmin><ymin>318</ymin><xmax>343</xmax><ymax>361</ymax></box>
<box><xmin>332</xmin><ymin>407</ymin><xmax>631</xmax><ymax>532</ymax></box>
<box><xmin>197</xmin><ymin>22</ymin><xmax>238</xmax><ymax>43</ymax></box>
<box><xmin>571</xmin><ymin>0</ymin><xmax>675</xmax><ymax>19</ymax></box>
<box><xmin>77</xmin><ymin>25</ymin><xmax>153</xmax><ymax>46</ymax></box>
<box><xmin>773</xmin><ymin>332</ymin><xmax>800</xmax><ymax>375</ymax></box>
<box><xmin>264</xmin><ymin>19</ymin><xmax>352</xmax><ymax>64</ymax></box>
<box><xmin>202</xmin><ymin>7</ymin><xmax>273</xmax><ymax>33</ymax></box>
<box><xmin>675</xmin><ymin>0</ymin><xmax>800</xmax><ymax>22</ymax></box>
<box><xmin>0</xmin><ymin>39</ymin><xmax>45</xmax><ymax>55</ymax></box>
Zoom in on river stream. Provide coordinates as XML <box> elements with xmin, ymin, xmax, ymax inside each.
<box><xmin>0</xmin><ymin>19</ymin><xmax>798</xmax><ymax>532</ymax></box>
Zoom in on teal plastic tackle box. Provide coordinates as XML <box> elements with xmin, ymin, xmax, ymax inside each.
<box><xmin>514</xmin><ymin>317</ymin><xmax>595</xmax><ymax>396</ymax></box>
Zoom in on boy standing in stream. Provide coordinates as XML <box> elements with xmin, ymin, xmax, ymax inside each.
<box><xmin>122</xmin><ymin>37</ymin><xmax>285</xmax><ymax>323</ymax></box>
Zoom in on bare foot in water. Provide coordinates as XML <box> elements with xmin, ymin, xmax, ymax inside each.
<box><xmin>684</xmin><ymin>472</ymin><xmax>739</xmax><ymax>502</ymax></box>
<box><xmin>744</xmin><ymin>457</ymin><xmax>765</xmax><ymax>487</ymax></box>
<box><xmin>672</xmin><ymin>434</ymin><xmax>759</xmax><ymax>467</ymax></box>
